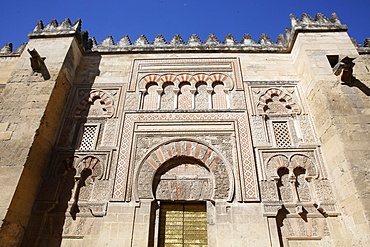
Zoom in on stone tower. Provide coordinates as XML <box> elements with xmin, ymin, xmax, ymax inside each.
<box><xmin>0</xmin><ymin>13</ymin><xmax>369</xmax><ymax>246</ymax></box>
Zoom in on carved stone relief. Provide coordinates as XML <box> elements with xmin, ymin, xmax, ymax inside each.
<box><xmin>260</xmin><ymin>180</ymin><xmax>279</xmax><ymax>202</ymax></box>
<box><xmin>129</xmin><ymin>58</ymin><xmax>243</xmax><ymax>92</ymax></box>
<box><xmin>134</xmin><ymin>139</ymin><xmax>234</xmax><ymax>202</ymax></box>
<box><xmin>74</xmin><ymin>89</ymin><xmax>117</xmax><ymax>118</ymax></box>
<box><xmin>46</xmin><ymin>153</ymin><xmax>111</xmax><ymax>214</ymax></box>
<box><xmin>314</xmin><ymin>179</ymin><xmax>336</xmax><ymax>204</ymax></box>
<box><xmin>161</xmin><ymin>82</ymin><xmax>175</xmax><ymax>110</ymax></box>
<box><xmin>297</xmin><ymin>114</ymin><xmax>317</xmax><ymax>144</ymax></box>
<box><xmin>139</xmin><ymin>75</ymin><xmax>232</xmax><ymax>110</ymax></box>
<box><xmin>124</xmin><ymin>92</ymin><xmax>140</xmax><ymax>111</ymax></box>
<box><xmin>248</xmin><ymin>86</ymin><xmax>301</xmax><ymax>116</ymax></box>
<box><xmin>250</xmin><ymin>116</ymin><xmax>268</xmax><ymax>145</ymax></box>
<box><xmin>280</xmin><ymin>217</ymin><xmax>330</xmax><ymax>239</ymax></box>
<box><xmin>114</xmin><ymin>112</ymin><xmax>258</xmax><ymax>202</ymax></box>
<box><xmin>258</xmin><ymin>148</ymin><xmax>337</xmax><ymax>220</ymax></box>
<box><xmin>262</xmin><ymin>151</ymin><xmax>318</xmax><ymax>179</ymax></box>
<box><xmin>229</xmin><ymin>90</ymin><xmax>246</xmax><ymax>110</ymax></box>
<box><xmin>294</xmin><ymin>167</ymin><xmax>311</xmax><ymax>202</ymax></box>
<box><xmin>155</xmin><ymin>163</ymin><xmax>213</xmax><ymax>201</ymax></box>
<box><xmin>194</xmin><ymin>82</ymin><xmax>208</xmax><ymax>109</ymax></box>
<box><xmin>277</xmin><ymin>167</ymin><xmax>294</xmax><ymax>202</ymax></box>
<box><xmin>101</xmin><ymin>118</ymin><xmax>118</xmax><ymax>146</ymax></box>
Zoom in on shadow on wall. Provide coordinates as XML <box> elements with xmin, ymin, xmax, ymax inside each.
<box><xmin>343</xmin><ymin>77</ymin><xmax>370</xmax><ymax>96</ymax></box>
<box><xmin>20</xmin><ymin>54</ymin><xmax>102</xmax><ymax>247</ymax></box>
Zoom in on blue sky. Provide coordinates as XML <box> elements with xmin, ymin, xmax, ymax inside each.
<box><xmin>1</xmin><ymin>0</ymin><xmax>369</xmax><ymax>49</ymax></box>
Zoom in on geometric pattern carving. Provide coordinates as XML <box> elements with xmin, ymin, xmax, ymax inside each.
<box><xmin>194</xmin><ymin>82</ymin><xmax>208</xmax><ymax>109</ymax></box>
<box><xmin>272</xmin><ymin>121</ymin><xmax>292</xmax><ymax>147</ymax></box>
<box><xmin>78</xmin><ymin>125</ymin><xmax>98</xmax><ymax>151</ymax></box>
<box><xmin>257</xmin><ymin>88</ymin><xmax>300</xmax><ymax>115</ymax></box>
<box><xmin>113</xmin><ymin>112</ymin><xmax>258</xmax><ymax>202</ymax></box>
<box><xmin>250</xmin><ymin>116</ymin><xmax>267</xmax><ymax>145</ymax></box>
<box><xmin>75</xmin><ymin>89</ymin><xmax>114</xmax><ymax>117</ymax></box>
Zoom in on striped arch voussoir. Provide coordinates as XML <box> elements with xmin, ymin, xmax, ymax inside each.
<box><xmin>75</xmin><ymin>90</ymin><xmax>114</xmax><ymax>117</ymax></box>
<box><xmin>135</xmin><ymin>139</ymin><xmax>234</xmax><ymax>201</ymax></box>
<box><xmin>145</xmin><ymin>140</ymin><xmax>221</xmax><ymax>170</ymax></box>
<box><xmin>138</xmin><ymin>73</ymin><xmax>234</xmax><ymax>91</ymax></box>
<box><xmin>257</xmin><ymin>88</ymin><xmax>300</xmax><ymax>114</ymax></box>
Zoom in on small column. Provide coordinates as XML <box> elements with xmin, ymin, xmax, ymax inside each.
<box><xmin>207</xmin><ymin>87</ymin><xmax>213</xmax><ymax>109</ymax></box>
<box><xmin>173</xmin><ymin>88</ymin><xmax>180</xmax><ymax>109</ymax></box>
<box><xmin>225</xmin><ymin>89</ymin><xmax>230</xmax><ymax>109</ymax></box>
<box><xmin>156</xmin><ymin>88</ymin><xmax>163</xmax><ymax>110</ymax></box>
<box><xmin>190</xmin><ymin>88</ymin><xmax>196</xmax><ymax>109</ymax></box>
<box><xmin>139</xmin><ymin>89</ymin><xmax>146</xmax><ymax>110</ymax></box>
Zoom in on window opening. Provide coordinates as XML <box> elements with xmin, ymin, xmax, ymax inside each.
<box><xmin>272</xmin><ymin>121</ymin><xmax>292</xmax><ymax>147</ymax></box>
<box><xmin>78</xmin><ymin>124</ymin><xmax>99</xmax><ymax>151</ymax></box>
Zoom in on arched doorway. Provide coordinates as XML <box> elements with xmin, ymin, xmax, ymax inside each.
<box><xmin>154</xmin><ymin>157</ymin><xmax>210</xmax><ymax>246</ymax></box>
<box><xmin>134</xmin><ymin>139</ymin><xmax>234</xmax><ymax>246</ymax></box>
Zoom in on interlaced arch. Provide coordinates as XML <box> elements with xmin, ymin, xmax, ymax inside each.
<box><xmin>257</xmin><ymin>88</ymin><xmax>300</xmax><ymax>115</ymax></box>
<box><xmin>74</xmin><ymin>90</ymin><xmax>115</xmax><ymax>117</ymax></box>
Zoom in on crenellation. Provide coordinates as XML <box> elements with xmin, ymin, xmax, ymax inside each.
<box><xmin>28</xmin><ymin>18</ymin><xmax>81</xmax><ymax>39</ymax></box>
<box><xmin>240</xmin><ymin>34</ymin><xmax>256</xmax><ymax>45</ymax></box>
<box><xmin>169</xmin><ymin>33</ymin><xmax>185</xmax><ymax>46</ymax></box>
<box><xmin>0</xmin><ymin>43</ymin><xmax>12</xmax><ymax>55</ymax></box>
<box><xmin>187</xmin><ymin>34</ymin><xmax>202</xmax><ymax>46</ymax></box>
<box><xmin>290</xmin><ymin>12</ymin><xmax>346</xmax><ymax>30</ymax></box>
<box><xmin>134</xmin><ymin>34</ymin><xmax>150</xmax><ymax>46</ymax></box>
<box><xmin>258</xmin><ymin>33</ymin><xmax>274</xmax><ymax>45</ymax></box>
<box><xmin>205</xmin><ymin>33</ymin><xmax>220</xmax><ymax>45</ymax></box>
<box><xmin>152</xmin><ymin>34</ymin><xmax>166</xmax><ymax>46</ymax></box>
<box><xmin>101</xmin><ymin>36</ymin><xmax>115</xmax><ymax>47</ymax></box>
<box><xmin>223</xmin><ymin>34</ymin><xmax>238</xmax><ymax>45</ymax></box>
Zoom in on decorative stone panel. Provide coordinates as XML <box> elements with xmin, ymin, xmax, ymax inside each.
<box><xmin>113</xmin><ymin>112</ymin><xmax>258</xmax><ymax>202</ymax></box>
<box><xmin>129</xmin><ymin>58</ymin><xmax>243</xmax><ymax>92</ymax></box>
<box><xmin>134</xmin><ymin>139</ymin><xmax>233</xmax><ymax>202</ymax></box>
<box><xmin>74</xmin><ymin>89</ymin><xmax>115</xmax><ymax>118</ymax></box>
<box><xmin>257</xmin><ymin>88</ymin><xmax>300</xmax><ymax>115</ymax></box>
<box><xmin>245</xmin><ymin>82</ymin><xmax>302</xmax><ymax>116</ymax></box>
<box><xmin>77</xmin><ymin>124</ymin><xmax>100</xmax><ymax>151</ymax></box>
<box><xmin>280</xmin><ymin>217</ymin><xmax>330</xmax><ymax>239</ymax></box>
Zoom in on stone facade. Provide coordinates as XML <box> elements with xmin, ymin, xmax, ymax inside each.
<box><xmin>0</xmin><ymin>13</ymin><xmax>369</xmax><ymax>246</ymax></box>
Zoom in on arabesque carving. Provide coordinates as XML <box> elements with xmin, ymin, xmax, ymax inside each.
<box><xmin>134</xmin><ymin>139</ymin><xmax>234</xmax><ymax>202</ymax></box>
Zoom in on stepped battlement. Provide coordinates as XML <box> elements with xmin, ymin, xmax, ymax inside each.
<box><xmin>86</xmin><ymin>13</ymin><xmax>349</xmax><ymax>53</ymax></box>
<box><xmin>1</xmin><ymin>13</ymin><xmax>369</xmax><ymax>55</ymax></box>
<box><xmin>28</xmin><ymin>18</ymin><xmax>82</xmax><ymax>37</ymax></box>
<box><xmin>0</xmin><ymin>42</ymin><xmax>27</xmax><ymax>56</ymax></box>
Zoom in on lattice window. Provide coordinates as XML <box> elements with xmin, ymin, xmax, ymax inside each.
<box><xmin>78</xmin><ymin>124</ymin><xmax>99</xmax><ymax>151</ymax></box>
<box><xmin>272</xmin><ymin>121</ymin><xmax>292</xmax><ymax>147</ymax></box>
